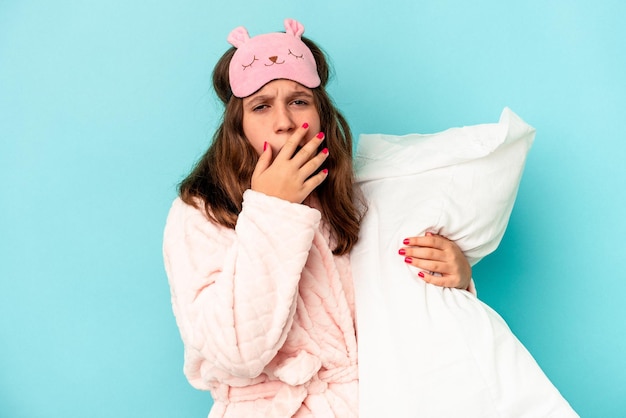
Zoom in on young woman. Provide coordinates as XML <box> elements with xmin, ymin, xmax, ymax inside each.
<box><xmin>163</xmin><ymin>19</ymin><xmax>471</xmax><ymax>417</ymax></box>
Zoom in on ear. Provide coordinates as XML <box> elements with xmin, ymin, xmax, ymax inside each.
<box><xmin>284</xmin><ymin>18</ymin><xmax>305</xmax><ymax>38</ymax></box>
<box><xmin>227</xmin><ymin>26</ymin><xmax>250</xmax><ymax>48</ymax></box>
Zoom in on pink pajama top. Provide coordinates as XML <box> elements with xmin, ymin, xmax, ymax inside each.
<box><xmin>163</xmin><ymin>190</ymin><xmax>359</xmax><ymax>417</ymax></box>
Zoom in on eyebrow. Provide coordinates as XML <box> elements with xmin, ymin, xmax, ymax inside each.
<box><xmin>245</xmin><ymin>95</ymin><xmax>272</xmax><ymax>108</ymax></box>
<box><xmin>290</xmin><ymin>90</ymin><xmax>314</xmax><ymax>100</ymax></box>
<box><xmin>245</xmin><ymin>89</ymin><xmax>314</xmax><ymax>108</ymax></box>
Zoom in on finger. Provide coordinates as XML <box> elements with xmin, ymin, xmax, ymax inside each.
<box><xmin>416</xmin><ymin>270</ymin><xmax>456</xmax><ymax>288</ymax></box>
<box><xmin>291</xmin><ymin>131</ymin><xmax>325</xmax><ymax>166</ymax></box>
<box><xmin>401</xmin><ymin>246</ymin><xmax>443</xmax><ymax>262</ymax></box>
<box><xmin>299</xmin><ymin>147</ymin><xmax>329</xmax><ymax>179</ymax></box>
<box><xmin>276</xmin><ymin>123</ymin><xmax>311</xmax><ymax>161</ymax></box>
<box><xmin>403</xmin><ymin>255</ymin><xmax>447</xmax><ymax>275</ymax></box>
<box><xmin>420</xmin><ymin>270</ymin><xmax>469</xmax><ymax>289</ymax></box>
<box><xmin>251</xmin><ymin>141</ymin><xmax>272</xmax><ymax>179</ymax></box>
<box><xmin>301</xmin><ymin>168</ymin><xmax>329</xmax><ymax>195</ymax></box>
<box><xmin>403</xmin><ymin>234</ymin><xmax>448</xmax><ymax>250</ymax></box>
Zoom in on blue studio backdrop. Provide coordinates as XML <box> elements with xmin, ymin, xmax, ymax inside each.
<box><xmin>1</xmin><ymin>1</ymin><xmax>625</xmax><ymax>417</ymax></box>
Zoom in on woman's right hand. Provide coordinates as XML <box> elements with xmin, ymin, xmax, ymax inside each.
<box><xmin>251</xmin><ymin>124</ymin><xmax>329</xmax><ymax>204</ymax></box>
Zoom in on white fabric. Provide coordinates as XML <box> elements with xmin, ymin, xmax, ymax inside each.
<box><xmin>352</xmin><ymin>108</ymin><xmax>578</xmax><ymax>417</ymax></box>
<box><xmin>354</xmin><ymin>107</ymin><xmax>534</xmax><ymax>266</ymax></box>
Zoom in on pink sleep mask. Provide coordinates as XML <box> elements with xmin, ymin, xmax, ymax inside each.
<box><xmin>227</xmin><ymin>18</ymin><xmax>321</xmax><ymax>98</ymax></box>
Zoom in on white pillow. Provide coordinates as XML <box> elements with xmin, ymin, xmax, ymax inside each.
<box><xmin>354</xmin><ymin>107</ymin><xmax>535</xmax><ymax>265</ymax></box>
<box><xmin>350</xmin><ymin>109</ymin><xmax>577</xmax><ymax>417</ymax></box>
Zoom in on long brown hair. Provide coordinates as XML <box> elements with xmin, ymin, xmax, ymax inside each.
<box><xmin>179</xmin><ymin>37</ymin><xmax>364</xmax><ymax>255</ymax></box>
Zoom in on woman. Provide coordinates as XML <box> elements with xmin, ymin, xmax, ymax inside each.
<box><xmin>163</xmin><ymin>19</ymin><xmax>470</xmax><ymax>417</ymax></box>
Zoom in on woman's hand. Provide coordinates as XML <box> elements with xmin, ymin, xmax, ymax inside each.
<box><xmin>251</xmin><ymin>124</ymin><xmax>329</xmax><ymax>204</ymax></box>
<box><xmin>399</xmin><ymin>232</ymin><xmax>472</xmax><ymax>289</ymax></box>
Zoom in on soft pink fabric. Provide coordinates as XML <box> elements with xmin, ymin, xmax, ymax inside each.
<box><xmin>163</xmin><ymin>190</ymin><xmax>358</xmax><ymax>417</ymax></box>
<box><xmin>227</xmin><ymin>18</ymin><xmax>321</xmax><ymax>98</ymax></box>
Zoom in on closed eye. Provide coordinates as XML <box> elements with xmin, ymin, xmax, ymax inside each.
<box><xmin>242</xmin><ymin>56</ymin><xmax>258</xmax><ymax>70</ymax></box>
<box><xmin>288</xmin><ymin>49</ymin><xmax>304</xmax><ymax>59</ymax></box>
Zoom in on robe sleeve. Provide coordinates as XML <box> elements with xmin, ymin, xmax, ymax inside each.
<box><xmin>163</xmin><ymin>190</ymin><xmax>321</xmax><ymax>386</ymax></box>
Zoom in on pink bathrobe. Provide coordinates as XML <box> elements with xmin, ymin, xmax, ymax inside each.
<box><xmin>163</xmin><ymin>190</ymin><xmax>359</xmax><ymax>417</ymax></box>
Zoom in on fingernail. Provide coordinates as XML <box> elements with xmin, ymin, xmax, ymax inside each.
<box><xmin>398</xmin><ymin>249</ymin><xmax>406</xmax><ymax>255</ymax></box>
<box><xmin>426</xmin><ymin>232</ymin><xmax>433</xmax><ymax>237</ymax></box>
<box><xmin>418</xmin><ymin>271</ymin><xmax>425</xmax><ymax>278</ymax></box>
<box><xmin>404</xmin><ymin>257</ymin><xmax>412</xmax><ymax>264</ymax></box>
<box><xmin>263</xmin><ymin>141</ymin><xmax>268</xmax><ymax>151</ymax></box>
<box><xmin>321</xmin><ymin>148</ymin><xmax>329</xmax><ymax>154</ymax></box>
<box><xmin>302</xmin><ymin>122</ymin><xmax>309</xmax><ymax>129</ymax></box>
<box><xmin>322</xmin><ymin>168</ymin><xmax>328</xmax><ymax>174</ymax></box>
<box><xmin>403</xmin><ymin>239</ymin><xmax>410</xmax><ymax>245</ymax></box>
<box><xmin>316</xmin><ymin>132</ymin><xmax>325</xmax><ymax>139</ymax></box>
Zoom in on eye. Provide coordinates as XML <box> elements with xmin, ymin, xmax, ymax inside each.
<box><xmin>252</xmin><ymin>104</ymin><xmax>269</xmax><ymax>112</ymax></box>
<box><xmin>289</xmin><ymin>97</ymin><xmax>311</xmax><ymax>107</ymax></box>
<box><xmin>242</xmin><ymin>56</ymin><xmax>258</xmax><ymax>70</ymax></box>
<box><xmin>288</xmin><ymin>49</ymin><xmax>304</xmax><ymax>59</ymax></box>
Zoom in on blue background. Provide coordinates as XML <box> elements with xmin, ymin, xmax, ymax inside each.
<box><xmin>1</xmin><ymin>0</ymin><xmax>624</xmax><ymax>417</ymax></box>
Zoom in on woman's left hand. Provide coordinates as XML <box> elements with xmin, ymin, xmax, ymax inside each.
<box><xmin>399</xmin><ymin>232</ymin><xmax>472</xmax><ymax>289</ymax></box>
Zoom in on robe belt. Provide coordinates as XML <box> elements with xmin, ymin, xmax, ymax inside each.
<box><xmin>212</xmin><ymin>364</ymin><xmax>358</xmax><ymax>405</ymax></box>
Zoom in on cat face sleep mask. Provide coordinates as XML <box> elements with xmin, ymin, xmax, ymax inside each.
<box><xmin>227</xmin><ymin>18</ymin><xmax>321</xmax><ymax>98</ymax></box>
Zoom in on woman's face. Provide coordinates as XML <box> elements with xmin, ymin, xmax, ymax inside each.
<box><xmin>242</xmin><ymin>79</ymin><xmax>321</xmax><ymax>155</ymax></box>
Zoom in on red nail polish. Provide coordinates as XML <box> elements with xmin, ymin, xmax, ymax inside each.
<box><xmin>418</xmin><ymin>271</ymin><xmax>425</xmax><ymax>278</ymax></box>
<box><xmin>322</xmin><ymin>168</ymin><xmax>328</xmax><ymax>174</ymax></box>
<box><xmin>322</xmin><ymin>148</ymin><xmax>329</xmax><ymax>154</ymax></box>
<box><xmin>398</xmin><ymin>249</ymin><xmax>406</xmax><ymax>255</ymax></box>
<box><xmin>316</xmin><ymin>132</ymin><xmax>325</xmax><ymax>139</ymax></box>
<box><xmin>404</xmin><ymin>257</ymin><xmax>412</xmax><ymax>264</ymax></box>
<box><xmin>263</xmin><ymin>142</ymin><xmax>268</xmax><ymax>151</ymax></box>
<box><xmin>302</xmin><ymin>122</ymin><xmax>309</xmax><ymax>129</ymax></box>
<box><xmin>403</xmin><ymin>239</ymin><xmax>410</xmax><ymax>245</ymax></box>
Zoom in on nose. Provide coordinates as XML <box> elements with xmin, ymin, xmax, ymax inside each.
<box><xmin>273</xmin><ymin>104</ymin><xmax>296</xmax><ymax>134</ymax></box>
